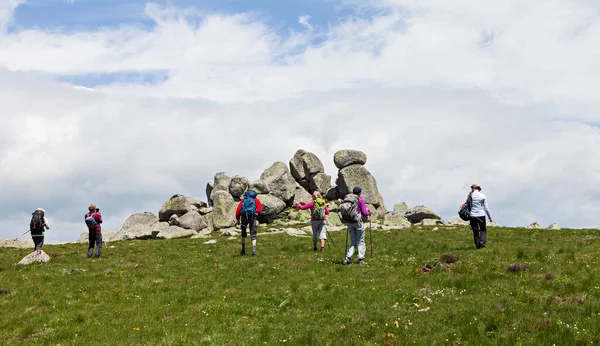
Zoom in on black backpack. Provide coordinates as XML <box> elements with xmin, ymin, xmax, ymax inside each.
<box><xmin>458</xmin><ymin>194</ymin><xmax>472</xmax><ymax>221</ymax></box>
<box><xmin>30</xmin><ymin>210</ymin><xmax>45</xmax><ymax>234</ymax></box>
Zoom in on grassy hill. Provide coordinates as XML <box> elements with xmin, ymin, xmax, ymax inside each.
<box><xmin>1</xmin><ymin>225</ymin><xmax>600</xmax><ymax>345</ymax></box>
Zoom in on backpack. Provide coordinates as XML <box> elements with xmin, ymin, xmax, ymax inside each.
<box><xmin>85</xmin><ymin>212</ymin><xmax>98</xmax><ymax>229</ymax></box>
<box><xmin>30</xmin><ymin>210</ymin><xmax>45</xmax><ymax>234</ymax></box>
<box><xmin>340</xmin><ymin>194</ymin><xmax>362</xmax><ymax>223</ymax></box>
<box><xmin>458</xmin><ymin>194</ymin><xmax>472</xmax><ymax>221</ymax></box>
<box><xmin>312</xmin><ymin>198</ymin><xmax>326</xmax><ymax>220</ymax></box>
<box><xmin>240</xmin><ymin>190</ymin><xmax>258</xmax><ymax>218</ymax></box>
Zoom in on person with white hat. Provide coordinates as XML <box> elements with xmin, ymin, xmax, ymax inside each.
<box><xmin>466</xmin><ymin>184</ymin><xmax>493</xmax><ymax>249</ymax></box>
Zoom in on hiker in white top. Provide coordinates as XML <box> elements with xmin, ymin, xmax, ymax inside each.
<box><xmin>465</xmin><ymin>184</ymin><xmax>493</xmax><ymax>249</ymax></box>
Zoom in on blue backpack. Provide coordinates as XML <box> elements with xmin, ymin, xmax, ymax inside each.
<box><xmin>240</xmin><ymin>190</ymin><xmax>257</xmax><ymax>218</ymax></box>
<box><xmin>85</xmin><ymin>212</ymin><xmax>98</xmax><ymax>228</ymax></box>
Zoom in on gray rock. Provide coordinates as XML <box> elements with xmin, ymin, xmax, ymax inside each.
<box><xmin>18</xmin><ymin>250</ymin><xmax>50</xmax><ymax>265</ymax></box>
<box><xmin>288</xmin><ymin>210</ymin><xmax>311</xmax><ymax>222</ymax></box>
<box><xmin>168</xmin><ymin>214</ymin><xmax>180</xmax><ymax>226</ymax></box>
<box><xmin>257</xmin><ymin>194</ymin><xmax>287</xmax><ymax>219</ymax></box>
<box><xmin>120</xmin><ymin>212</ymin><xmax>160</xmax><ymax>240</ymax></box>
<box><xmin>336</xmin><ymin>164</ymin><xmax>385</xmax><ymax>210</ymax></box>
<box><xmin>334</xmin><ymin>149</ymin><xmax>368</xmax><ymax>169</ymax></box>
<box><xmin>393</xmin><ymin>202</ymin><xmax>409</xmax><ymax>215</ymax></box>
<box><xmin>203</xmin><ymin>239</ymin><xmax>217</xmax><ymax>245</ymax></box>
<box><xmin>206</xmin><ymin>182</ymin><xmax>214</xmax><ymax>206</ymax></box>
<box><xmin>421</xmin><ymin>219</ymin><xmax>446</xmax><ymax>226</ymax></box>
<box><xmin>448</xmin><ymin>218</ymin><xmax>469</xmax><ymax>226</ymax></box>
<box><xmin>198</xmin><ymin>207</ymin><xmax>213</xmax><ymax>215</ymax></box>
<box><xmin>191</xmin><ymin>229</ymin><xmax>213</xmax><ymax>239</ymax></box>
<box><xmin>326</xmin><ymin>186</ymin><xmax>340</xmax><ymax>200</ymax></box>
<box><xmin>212</xmin><ymin>172</ymin><xmax>231</xmax><ymax>194</ymax></box>
<box><xmin>211</xmin><ymin>191</ymin><xmax>237</xmax><ymax>230</ymax></box>
<box><xmin>527</xmin><ymin>221</ymin><xmax>541</xmax><ymax>229</ymax></box>
<box><xmin>0</xmin><ymin>238</ymin><xmax>32</xmax><ymax>249</ymax></box>
<box><xmin>285</xmin><ymin>228</ymin><xmax>310</xmax><ymax>237</ymax></box>
<box><xmin>260</xmin><ymin>162</ymin><xmax>296</xmax><ymax>204</ymax></box>
<box><xmin>309</xmin><ymin>173</ymin><xmax>332</xmax><ymax>194</ymax></box>
<box><xmin>158</xmin><ymin>194</ymin><xmax>196</xmax><ymax>222</ymax></box>
<box><xmin>156</xmin><ymin>226</ymin><xmax>196</xmax><ymax>239</ymax></box>
<box><xmin>404</xmin><ymin>206</ymin><xmax>441</xmax><ymax>224</ymax></box>
<box><xmin>547</xmin><ymin>223</ymin><xmax>560</xmax><ymax>230</ymax></box>
<box><xmin>302</xmin><ymin>152</ymin><xmax>325</xmax><ymax>176</ymax></box>
<box><xmin>78</xmin><ymin>231</ymin><xmax>125</xmax><ymax>243</ymax></box>
<box><xmin>294</xmin><ymin>184</ymin><xmax>312</xmax><ymax>205</ymax></box>
<box><xmin>229</xmin><ymin>176</ymin><xmax>249</xmax><ymax>198</ymax></box>
<box><xmin>187</xmin><ymin>197</ymin><xmax>208</xmax><ymax>209</ymax></box>
<box><xmin>326</xmin><ymin>213</ymin><xmax>344</xmax><ymax>227</ymax></box>
<box><xmin>327</xmin><ymin>202</ymin><xmax>339</xmax><ymax>212</ymax></box>
<box><xmin>177</xmin><ymin>211</ymin><xmax>208</xmax><ymax>231</ymax></box>
<box><xmin>289</xmin><ymin>149</ymin><xmax>309</xmax><ymax>182</ymax></box>
<box><xmin>382</xmin><ymin>213</ymin><xmax>412</xmax><ymax>228</ymax></box>
<box><xmin>249</xmin><ymin>179</ymin><xmax>270</xmax><ymax>194</ymax></box>
<box><xmin>220</xmin><ymin>228</ymin><xmax>240</xmax><ymax>237</ymax></box>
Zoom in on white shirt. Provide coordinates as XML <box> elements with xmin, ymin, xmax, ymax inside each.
<box><xmin>467</xmin><ymin>191</ymin><xmax>491</xmax><ymax>219</ymax></box>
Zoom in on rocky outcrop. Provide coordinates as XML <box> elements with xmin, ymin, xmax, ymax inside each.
<box><xmin>229</xmin><ymin>176</ymin><xmax>249</xmax><ymax>198</ymax></box>
<box><xmin>382</xmin><ymin>212</ymin><xmax>412</xmax><ymax>228</ymax></box>
<box><xmin>258</xmin><ymin>194</ymin><xmax>287</xmax><ymax>220</ymax></box>
<box><xmin>547</xmin><ymin>223</ymin><xmax>560</xmax><ymax>230</ymax></box>
<box><xmin>211</xmin><ymin>191</ymin><xmax>237</xmax><ymax>230</ymax></box>
<box><xmin>156</xmin><ymin>225</ymin><xmax>197</xmax><ymax>239</ymax></box>
<box><xmin>294</xmin><ymin>183</ymin><xmax>312</xmax><ymax>204</ymax></box>
<box><xmin>120</xmin><ymin>212</ymin><xmax>161</xmax><ymax>240</ymax></box>
<box><xmin>405</xmin><ymin>206</ymin><xmax>441</xmax><ymax>224</ymax></box>
<box><xmin>172</xmin><ymin>211</ymin><xmax>208</xmax><ymax>231</ymax></box>
<box><xmin>0</xmin><ymin>239</ymin><xmax>32</xmax><ymax>249</ymax></box>
<box><xmin>527</xmin><ymin>221</ymin><xmax>541</xmax><ymax>229</ymax></box>
<box><xmin>78</xmin><ymin>231</ymin><xmax>125</xmax><ymax>243</ymax></box>
<box><xmin>18</xmin><ymin>250</ymin><xmax>50</xmax><ymax>265</ymax></box>
<box><xmin>309</xmin><ymin>173</ymin><xmax>332</xmax><ymax>194</ymax></box>
<box><xmin>249</xmin><ymin>179</ymin><xmax>270</xmax><ymax>194</ymax></box>
<box><xmin>334</xmin><ymin>150</ymin><xmax>367</xmax><ymax>169</ymax></box>
<box><xmin>393</xmin><ymin>203</ymin><xmax>409</xmax><ymax>215</ymax></box>
<box><xmin>336</xmin><ymin>164</ymin><xmax>385</xmax><ymax>210</ymax></box>
<box><xmin>158</xmin><ymin>194</ymin><xmax>206</xmax><ymax>222</ymax></box>
<box><xmin>261</xmin><ymin>162</ymin><xmax>296</xmax><ymax>204</ymax></box>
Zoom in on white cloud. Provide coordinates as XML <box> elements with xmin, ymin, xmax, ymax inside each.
<box><xmin>1</xmin><ymin>1</ymin><xmax>600</xmax><ymax>243</ymax></box>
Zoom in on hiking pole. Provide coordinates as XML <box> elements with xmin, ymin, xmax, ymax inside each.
<box><xmin>344</xmin><ymin>227</ymin><xmax>349</xmax><ymax>259</ymax></box>
<box><xmin>14</xmin><ymin>230</ymin><xmax>30</xmax><ymax>241</ymax></box>
<box><xmin>326</xmin><ymin>230</ymin><xmax>336</xmax><ymax>247</ymax></box>
<box><xmin>369</xmin><ymin>219</ymin><xmax>373</xmax><ymax>258</ymax></box>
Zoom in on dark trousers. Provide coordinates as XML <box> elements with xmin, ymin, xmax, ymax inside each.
<box><xmin>240</xmin><ymin>214</ymin><xmax>257</xmax><ymax>241</ymax></box>
<box><xmin>470</xmin><ymin>216</ymin><xmax>487</xmax><ymax>248</ymax></box>
<box><xmin>88</xmin><ymin>231</ymin><xmax>103</xmax><ymax>258</ymax></box>
<box><xmin>32</xmin><ymin>236</ymin><xmax>44</xmax><ymax>251</ymax></box>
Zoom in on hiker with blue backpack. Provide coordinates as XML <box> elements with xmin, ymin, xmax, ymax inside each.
<box><xmin>85</xmin><ymin>204</ymin><xmax>103</xmax><ymax>258</ymax></box>
<box><xmin>235</xmin><ymin>190</ymin><xmax>263</xmax><ymax>256</ymax></box>
<box><xmin>294</xmin><ymin>191</ymin><xmax>330</xmax><ymax>253</ymax></box>
<box><xmin>340</xmin><ymin>186</ymin><xmax>372</xmax><ymax>265</ymax></box>
<box><xmin>29</xmin><ymin>208</ymin><xmax>50</xmax><ymax>252</ymax></box>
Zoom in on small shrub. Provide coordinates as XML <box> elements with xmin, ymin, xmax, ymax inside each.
<box><xmin>506</xmin><ymin>262</ymin><xmax>529</xmax><ymax>273</ymax></box>
<box><xmin>439</xmin><ymin>253</ymin><xmax>459</xmax><ymax>264</ymax></box>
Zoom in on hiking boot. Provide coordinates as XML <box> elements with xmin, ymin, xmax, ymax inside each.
<box><xmin>320</xmin><ymin>247</ymin><xmax>324</xmax><ymax>253</ymax></box>
<box><xmin>343</xmin><ymin>257</ymin><xmax>351</xmax><ymax>265</ymax></box>
<box><xmin>480</xmin><ymin>243</ymin><xmax>486</xmax><ymax>248</ymax></box>
<box><xmin>240</xmin><ymin>249</ymin><xmax>246</xmax><ymax>256</ymax></box>
<box><xmin>313</xmin><ymin>247</ymin><xmax>318</xmax><ymax>252</ymax></box>
<box><xmin>358</xmin><ymin>259</ymin><xmax>366</xmax><ymax>265</ymax></box>
<box><xmin>252</xmin><ymin>251</ymin><xmax>258</xmax><ymax>257</ymax></box>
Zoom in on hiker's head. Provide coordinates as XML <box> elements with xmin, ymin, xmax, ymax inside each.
<box><xmin>471</xmin><ymin>184</ymin><xmax>481</xmax><ymax>191</ymax></box>
<box><xmin>312</xmin><ymin>191</ymin><xmax>322</xmax><ymax>200</ymax></box>
<box><xmin>88</xmin><ymin>204</ymin><xmax>96</xmax><ymax>212</ymax></box>
<box><xmin>352</xmin><ymin>186</ymin><xmax>362</xmax><ymax>195</ymax></box>
<box><xmin>35</xmin><ymin>208</ymin><xmax>45</xmax><ymax>216</ymax></box>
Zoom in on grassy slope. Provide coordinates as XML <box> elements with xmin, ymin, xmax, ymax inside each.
<box><xmin>1</xmin><ymin>226</ymin><xmax>600</xmax><ymax>345</ymax></box>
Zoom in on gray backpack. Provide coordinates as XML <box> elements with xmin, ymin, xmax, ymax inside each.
<box><xmin>339</xmin><ymin>194</ymin><xmax>361</xmax><ymax>223</ymax></box>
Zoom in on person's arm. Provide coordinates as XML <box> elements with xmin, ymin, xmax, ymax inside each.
<box><xmin>43</xmin><ymin>217</ymin><xmax>50</xmax><ymax>229</ymax></box>
<box><xmin>95</xmin><ymin>213</ymin><xmax>103</xmax><ymax>224</ymax></box>
<box><xmin>296</xmin><ymin>201</ymin><xmax>313</xmax><ymax>210</ymax></box>
<box><xmin>484</xmin><ymin>199</ymin><xmax>492</xmax><ymax>221</ymax></box>
<box><xmin>325</xmin><ymin>205</ymin><xmax>330</xmax><ymax>215</ymax></box>
<box><xmin>358</xmin><ymin>199</ymin><xmax>371</xmax><ymax>216</ymax></box>
<box><xmin>235</xmin><ymin>201</ymin><xmax>242</xmax><ymax>221</ymax></box>
<box><xmin>255</xmin><ymin>199</ymin><xmax>263</xmax><ymax>214</ymax></box>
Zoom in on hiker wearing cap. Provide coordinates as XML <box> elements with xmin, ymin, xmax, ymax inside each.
<box><xmin>235</xmin><ymin>190</ymin><xmax>263</xmax><ymax>256</ymax></box>
<box><xmin>85</xmin><ymin>204</ymin><xmax>103</xmax><ymax>258</ymax></box>
<box><xmin>344</xmin><ymin>186</ymin><xmax>371</xmax><ymax>265</ymax></box>
<box><xmin>294</xmin><ymin>191</ymin><xmax>330</xmax><ymax>252</ymax></box>
<box><xmin>29</xmin><ymin>208</ymin><xmax>50</xmax><ymax>252</ymax></box>
<box><xmin>466</xmin><ymin>184</ymin><xmax>493</xmax><ymax>249</ymax></box>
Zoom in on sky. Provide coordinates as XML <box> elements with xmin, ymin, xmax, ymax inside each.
<box><xmin>1</xmin><ymin>0</ymin><xmax>600</xmax><ymax>243</ymax></box>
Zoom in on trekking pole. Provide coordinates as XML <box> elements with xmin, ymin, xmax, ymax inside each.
<box><xmin>344</xmin><ymin>227</ymin><xmax>349</xmax><ymax>259</ymax></box>
<box><xmin>14</xmin><ymin>230</ymin><xmax>30</xmax><ymax>241</ymax></box>
<box><xmin>369</xmin><ymin>219</ymin><xmax>373</xmax><ymax>258</ymax></box>
<box><xmin>326</xmin><ymin>230</ymin><xmax>336</xmax><ymax>247</ymax></box>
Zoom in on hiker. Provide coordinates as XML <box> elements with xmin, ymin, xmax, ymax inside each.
<box><xmin>294</xmin><ymin>191</ymin><xmax>330</xmax><ymax>252</ymax></box>
<box><xmin>235</xmin><ymin>190</ymin><xmax>263</xmax><ymax>256</ymax></box>
<box><xmin>85</xmin><ymin>204</ymin><xmax>103</xmax><ymax>258</ymax></box>
<box><xmin>30</xmin><ymin>208</ymin><xmax>50</xmax><ymax>252</ymax></box>
<box><xmin>466</xmin><ymin>184</ymin><xmax>493</xmax><ymax>249</ymax></box>
<box><xmin>342</xmin><ymin>187</ymin><xmax>371</xmax><ymax>265</ymax></box>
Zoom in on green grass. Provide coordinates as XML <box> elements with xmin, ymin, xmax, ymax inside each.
<box><xmin>2</xmin><ymin>226</ymin><xmax>600</xmax><ymax>345</ymax></box>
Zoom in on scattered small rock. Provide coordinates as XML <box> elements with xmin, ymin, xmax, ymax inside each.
<box><xmin>203</xmin><ymin>240</ymin><xmax>217</xmax><ymax>245</ymax></box>
<box><xmin>68</xmin><ymin>269</ymin><xmax>79</xmax><ymax>275</ymax></box>
<box><xmin>105</xmin><ymin>269</ymin><xmax>114</xmax><ymax>275</ymax></box>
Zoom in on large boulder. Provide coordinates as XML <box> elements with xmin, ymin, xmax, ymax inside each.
<box><xmin>309</xmin><ymin>173</ymin><xmax>332</xmax><ymax>194</ymax></box>
<box><xmin>249</xmin><ymin>179</ymin><xmax>270</xmax><ymax>194</ymax></box>
<box><xmin>0</xmin><ymin>238</ymin><xmax>32</xmax><ymax>249</ymax></box>
<box><xmin>18</xmin><ymin>250</ymin><xmax>50</xmax><ymax>265</ymax></box>
<box><xmin>289</xmin><ymin>149</ymin><xmax>309</xmax><ymax>183</ymax></box>
<box><xmin>326</xmin><ymin>186</ymin><xmax>340</xmax><ymax>201</ymax></box>
<box><xmin>334</xmin><ymin>150</ymin><xmax>367</xmax><ymax>169</ymax></box>
<box><xmin>175</xmin><ymin>211</ymin><xmax>208</xmax><ymax>231</ymax></box>
<box><xmin>78</xmin><ymin>231</ymin><xmax>125</xmax><ymax>243</ymax></box>
<box><xmin>229</xmin><ymin>176</ymin><xmax>249</xmax><ymax>198</ymax></box>
<box><xmin>257</xmin><ymin>194</ymin><xmax>287</xmax><ymax>219</ymax></box>
<box><xmin>156</xmin><ymin>224</ymin><xmax>197</xmax><ymax>239</ymax></box>
<box><xmin>294</xmin><ymin>184</ymin><xmax>312</xmax><ymax>205</ymax></box>
<box><xmin>205</xmin><ymin>182</ymin><xmax>214</xmax><ymax>206</ymax></box>
<box><xmin>336</xmin><ymin>164</ymin><xmax>385</xmax><ymax>210</ymax></box>
<box><xmin>211</xmin><ymin>191</ymin><xmax>237</xmax><ymax>230</ymax></box>
<box><xmin>212</xmin><ymin>172</ymin><xmax>231</xmax><ymax>194</ymax></box>
<box><xmin>302</xmin><ymin>152</ymin><xmax>325</xmax><ymax>176</ymax></box>
<box><xmin>382</xmin><ymin>213</ymin><xmax>412</xmax><ymax>228</ymax></box>
<box><xmin>158</xmin><ymin>194</ymin><xmax>195</xmax><ymax>222</ymax></box>
<box><xmin>120</xmin><ymin>212</ymin><xmax>160</xmax><ymax>240</ymax></box>
<box><xmin>326</xmin><ymin>212</ymin><xmax>344</xmax><ymax>227</ymax></box>
<box><xmin>404</xmin><ymin>206</ymin><xmax>441</xmax><ymax>224</ymax></box>
<box><xmin>260</xmin><ymin>162</ymin><xmax>296</xmax><ymax>204</ymax></box>
<box><xmin>393</xmin><ymin>203</ymin><xmax>409</xmax><ymax>215</ymax></box>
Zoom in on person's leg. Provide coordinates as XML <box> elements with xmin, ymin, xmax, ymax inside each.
<box><xmin>345</xmin><ymin>223</ymin><xmax>358</xmax><ymax>261</ymax></box>
<box><xmin>311</xmin><ymin>221</ymin><xmax>319</xmax><ymax>251</ymax></box>
<box><xmin>357</xmin><ymin>224</ymin><xmax>366</xmax><ymax>263</ymax></box>
<box><xmin>33</xmin><ymin>237</ymin><xmax>43</xmax><ymax>252</ymax></box>
<box><xmin>88</xmin><ymin>231</ymin><xmax>96</xmax><ymax>258</ymax></box>
<box><xmin>240</xmin><ymin>216</ymin><xmax>248</xmax><ymax>255</ymax></box>
<box><xmin>478</xmin><ymin>217</ymin><xmax>487</xmax><ymax>247</ymax></box>
<box><xmin>318</xmin><ymin>221</ymin><xmax>326</xmax><ymax>252</ymax></box>
<box><xmin>96</xmin><ymin>232</ymin><xmax>103</xmax><ymax>258</ymax></box>
<box><xmin>250</xmin><ymin>219</ymin><xmax>258</xmax><ymax>256</ymax></box>
<box><xmin>469</xmin><ymin>217</ymin><xmax>480</xmax><ymax>249</ymax></box>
